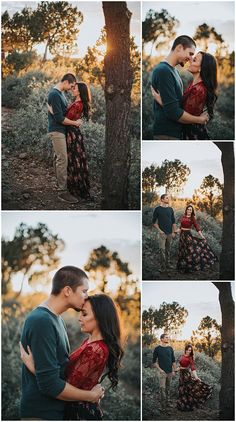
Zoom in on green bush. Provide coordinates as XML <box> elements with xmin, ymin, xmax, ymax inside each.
<box><xmin>2</xmin><ymin>71</ymin><xmax>52</xmax><ymax>109</ymax></box>
<box><xmin>102</xmin><ymin>381</ymin><xmax>140</xmax><ymax>420</ymax></box>
<box><xmin>8</xmin><ymin>87</ymin><xmax>51</xmax><ymax>160</ymax></box>
<box><xmin>90</xmin><ymin>85</ymin><xmax>106</xmax><ymax>126</ymax></box>
<box><xmin>2</xmin><ymin>302</ymin><xmax>26</xmax><ymax>420</ymax></box>
<box><xmin>6</xmin><ymin>51</ymin><xmax>39</xmax><ymax>74</ymax></box>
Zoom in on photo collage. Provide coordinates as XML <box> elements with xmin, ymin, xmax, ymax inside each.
<box><xmin>1</xmin><ymin>0</ymin><xmax>235</xmax><ymax>421</ymax></box>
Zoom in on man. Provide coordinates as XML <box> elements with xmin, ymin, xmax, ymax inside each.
<box><xmin>20</xmin><ymin>266</ymin><xmax>104</xmax><ymax>420</ymax></box>
<box><xmin>153</xmin><ymin>333</ymin><xmax>176</xmax><ymax>412</ymax></box>
<box><xmin>48</xmin><ymin>73</ymin><xmax>81</xmax><ymax>204</ymax></box>
<box><xmin>152</xmin><ymin>35</ymin><xmax>209</xmax><ymax>140</ymax></box>
<box><xmin>152</xmin><ymin>194</ymin><xmax>177</xmax><ymax>271</ymax></box>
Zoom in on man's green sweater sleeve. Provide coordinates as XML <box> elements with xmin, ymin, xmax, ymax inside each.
<box><xmin>26</xmin><ymin>318</ymin><xmax>66</xmax><ymax>398</ymax></box>
<box><xmin>152</xmin><ymin>67</ymin><xmax>184</xmax><ymax>121</ymax></box>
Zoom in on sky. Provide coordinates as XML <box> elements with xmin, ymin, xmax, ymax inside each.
<box><xmin>142</xmin><ymin>281</ymin><xmax>235</xmax><ymax>340</ymax></box>
<box><xmin>143</xmin><ymin>1</ymin><xmax>235</xmax><ymax>55</ymax></box>
<box><xmin>2</xmin><ymin>211</ymin><xmax>141</xmax><ymax>293</ymax></box>
<box><xmin>142</xmin><ymin>141</ymin><xmax>225</xmax><ymax>197</ymax></box>
<box><xmin>2</xmin><ymin>1</ymin><xmax>141</xmax><ymax>57</ymax></box>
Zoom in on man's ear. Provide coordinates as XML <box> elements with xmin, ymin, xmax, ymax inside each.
<box><xmin>63</xmin><ymin>286</ymin><xmax>72</xmax><ymax>297</ymax></box>
<box><xmin>176</xmin><ymin>44</ymin><xmax>183</xmax><ymax>54</ymax></box>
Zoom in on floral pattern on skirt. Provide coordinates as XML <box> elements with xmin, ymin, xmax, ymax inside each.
<box><xmin>64</xmin><ymin>401</ymin><xmax>103</xmax><ymax>420</ymax></box>
<box><xmin>177</xmin><ymin>231</ymin><xmax>218</xmax><ymax>272</ymax></box>
<box><xmin>183</xmin><ymin>124</ymin><xmax>210</xmax><ymax>140</ymax></box>
<box><xmin>177</xmin><ymin>369</ymin><xmax>213</xmax><ymax>411</ymax></box>
<box><xmin>66</xmin><ymin>126</ymin><xmax>90</xmax><ymax>199</ymax></box>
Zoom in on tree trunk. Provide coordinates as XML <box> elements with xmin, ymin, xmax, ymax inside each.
<box><xmin>213</xmin><ymin>282</ymin><xmax>235</xmax><ymax>420</ymax></box>
<box><xmin>102</xmin><ymin>2</ymin><xmax>133</xmax><ymax>209</ymax></box>
<box><xmin>214</xmin><ymin>142</ymin><xmax>235</xmax><ymax>279</ymax></box>
<box><xmin>43</xmin><ymin>38</ymin><xmax>50</xmax><ymax>62</ymax></box>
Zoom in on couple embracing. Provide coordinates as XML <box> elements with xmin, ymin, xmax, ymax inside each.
<box><xmin>152</xmin><ymin>194</ymin><xmax>218</xmax><ymax>273</ymax></box>
<box><xmin>48</xmin><ymin>73</ymin><xmax>92</xmax><ymax>205</ymax></box>
<box><xmin>152</xmin><ymin>333</ymin><xmax>213</xmax><ymax>413</ymax></box>
<box><xmin>151</xmin><ymin>35</ymin><xmax>218</xmax><ymax>140</ymax></box>
<box><xmin>20</xmin><ymin>266</ymin><xmax>123</xmax><ymax>420</ymax></box>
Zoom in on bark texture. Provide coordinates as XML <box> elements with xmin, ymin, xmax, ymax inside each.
<box><xmin>102</xmin><ymin>2</ymin><xmax>133</xmax><ymax>209</ymax></box>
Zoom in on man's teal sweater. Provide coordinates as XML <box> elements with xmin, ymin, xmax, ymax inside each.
<box><xmin>48</xmin><ymin>88</ymin><xmax>68</xmax><ymax>134</ymax></box>
<box><xmin>152</xmin><ymin>61</ymin><xmax>184</xmax><ymax>139</ymax></box>
<box><xmin>20</xmin><ymin>307</ymin><xmax>70</xmax><ymax>420</ymax></box>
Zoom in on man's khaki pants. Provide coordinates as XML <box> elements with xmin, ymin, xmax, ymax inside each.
<box><xmin>49</xmin><ymin>132</ymin><xmax>67</xmax><ymax>191</ymax></box>
<box><xmin>159</xmin><ymin>233</ymin><xmax>172</xmax><ymax>269</ymax></box>
<box><xmin>158</xmin><ymin>371</ymin><xmax>172</xmax><ymax>409</ymax></box>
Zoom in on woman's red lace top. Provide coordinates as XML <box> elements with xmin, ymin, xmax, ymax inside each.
<box><xmin>66</xmin><ymin>100</ymin><xmax>83</xmax><ymax>120</ymax></box>
<box><xmin>179</xmin><ymin>355</ymin><xmax>196</xmax><ymax>371</ymax></box>
<box><xmin>182</xmin><ymin>81</ymin><xmax>207</xmax><ymax>116</ymax></box>
<box><xmin>180</xmin><ymin>215</ymin><xmax>201</xmax><ymax>232</ymax></box>
<box><xmin>66</xmin><ymin>339</ymin><xmax>109</xmax><ymax>390</ymax></box>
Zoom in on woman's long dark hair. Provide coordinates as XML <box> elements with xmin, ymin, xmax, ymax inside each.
<box><xmin>77</xmin><ymin>82</ymin><xmax>91</xmax><ymax>121</ymax></box>
<box><xmin>199</xmin><ymin>51</ymin><xmax>218</xmax><ymax>119</ymax></box>
<box><xmin>185</xmin><ymin>343</ymin><xmax>194</xmax><ymax>358</ymax></box>
<box><xmin>88</xmin><ymin>294</ymin><xmax>124</xmax><ymax>390</ymax></box>
<box><xmin>185</xmin><ymin>204</ymin><xmax>195</xmax><ymax>219</ymax></box>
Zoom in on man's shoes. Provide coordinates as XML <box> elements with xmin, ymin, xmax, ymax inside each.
<box><xmin>58</xmin><ymin>191</ymin><xmax>79</xmax><ymax>204</ymax></box>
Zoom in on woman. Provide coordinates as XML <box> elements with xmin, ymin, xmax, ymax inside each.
<box><xmin>177</xmin><ymin>205</ymin><xmax>218</xmax><ymax>272</ymax></box>
<box><xmin>152</xmin><ymin>51</ymin><xmax>218</xmax><ymax>140</ymax></box>
<box><xmin>20</xmin><ymin>294</ymin><xmax>124</xmax><ymax>420</ymax></box>
<box><xmin>49</xmin><ymin>82</ymin><xmax>92</xmax><ymax>199</ymax></box>
<box><xmin>176</xmin><ymin>344</ymin><xmax>213</xmax><ymax>411</ymax></box>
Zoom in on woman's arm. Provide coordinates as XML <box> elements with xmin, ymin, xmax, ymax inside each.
<box><xmin>192</xmin><ymin>217</ymin><xmax>205</xmax><ymax>238</ymax></box>
<box><xmin>151</xmin><ymin>85</ymin><xmax>209</xmax><ymax>124</ymax></box>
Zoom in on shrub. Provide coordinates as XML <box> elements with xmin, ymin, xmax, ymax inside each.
<box><xmin>90</xmin><ymin>85</ymin><xmax>106</xmax><ymax>126</ymax></box>
<box><xmin>2</xmin><ymin>71</ymin><xmax>52</xmax><ymax>109</ymax></box>
<box><xmin>102</xmin><ymin>381</ymin><xmax>140</xmax><ymax>420</ymax></box>
<box><xmin>6</xmin><ymin>51</ymin><xmax>39</xmax><ymax>74</ymax></box>
<box><xmin>2</xmin><ymin>302</ymin><xmax>26</xmax><ymax>420</ymax></box>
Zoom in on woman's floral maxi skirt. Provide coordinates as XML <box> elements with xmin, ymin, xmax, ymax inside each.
<box><xmin>66</xmin><ymin>126</ymin><xmax>90</xmax><ymax>199</ymax></box>
<box><xmin>177</xmin><ymin>231</ymin><xmax>218</xmax><ymax>272</ymax></box>
<box><xmin>64</xmin><ymin>401</ymin><xmax>103</xmax><ymax>420</ymax></box>
<box><xmin>177</xmin><ymin>370</ymin><xmax>213</xmax><ymax>411</ymax></box>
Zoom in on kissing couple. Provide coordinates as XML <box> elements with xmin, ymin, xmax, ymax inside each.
<box><xmin>20</xmin><ymin>266</ymin><xmax>124</xmax><ymax>420</ymax></box>
<box><xmin>151</xmin><ymin>35</ymin><xmax>218</xmax><ymax>140</ymax></box>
